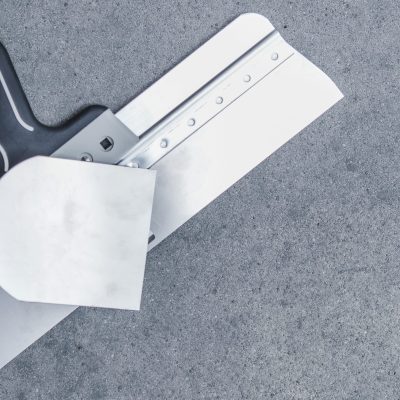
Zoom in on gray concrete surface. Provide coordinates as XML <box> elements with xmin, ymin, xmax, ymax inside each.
<box><xmin>0</xmin><ymin>0</ymin><xmax>399</xmax><ymax>398</ymax></box>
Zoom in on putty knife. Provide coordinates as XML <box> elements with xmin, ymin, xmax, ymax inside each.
<box><xmin>0</xmin><ymin>13</ymin><xmax>343</xmax><ymax>369</ymax></box>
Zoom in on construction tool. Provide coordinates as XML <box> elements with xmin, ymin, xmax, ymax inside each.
<box><xmin>0</xmin><ymin>13</ymin><xmax>343</xmax><ymax>369</ymax></box>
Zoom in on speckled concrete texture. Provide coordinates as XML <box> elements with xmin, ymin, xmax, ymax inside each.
<box><xmin>0</xmin><ymin>0</ymin><xmax>399</xmax><ymax>399</ymax></box>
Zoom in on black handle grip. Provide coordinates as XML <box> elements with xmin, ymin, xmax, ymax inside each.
<box><xmin>0</xmin><ymin>42</ymin><xmax>107</xmax><ymax>177</ymax></box>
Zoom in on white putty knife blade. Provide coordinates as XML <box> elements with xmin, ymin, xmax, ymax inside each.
<box><xmin>0</xmin><ymin>157</ymin><xmax>156</xmax><ymax>310</ymax></box>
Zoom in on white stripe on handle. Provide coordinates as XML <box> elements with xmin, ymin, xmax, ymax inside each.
<box><xmin>0</xmin><ymin>70</ymin><xmax>34</xmax><ymax>132</ymax></box>
<box><xmin>0</xmin><ymin>143</ymin><xmax>9</xmax><ymax>172</ymax></box>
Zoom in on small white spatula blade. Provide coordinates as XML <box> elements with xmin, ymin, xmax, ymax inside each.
<box><xmin>0</xmin><ymin>157</ymin><xmax>156</xmax><ymax>309</ymax></box>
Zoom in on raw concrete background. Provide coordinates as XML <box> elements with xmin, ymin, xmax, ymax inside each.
<box><xmin>0</xmin><ymin>0</ymin><xmax>399</xmax><ymax>398</ymax></box>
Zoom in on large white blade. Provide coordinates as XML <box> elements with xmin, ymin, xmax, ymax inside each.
<box><xmin>148</xmin><ymin>51</ymin><xmax>343</xmax><ymax>249</ymax></box>
<box><xmin>0</xmin><ymin>13</ymin><xmax>342</xmax><ymax>369</ymax></box>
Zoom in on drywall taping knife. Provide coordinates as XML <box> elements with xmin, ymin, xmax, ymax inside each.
<box><xmin>0</xmin><ymin>13</ymin><xmax>343</xmax><ymax>368</ymax></box>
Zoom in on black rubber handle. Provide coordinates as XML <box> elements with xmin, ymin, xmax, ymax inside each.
<box><xmin>0</xmin><ymin>42</ymin><xmax>107</xmax><ymax>177</ymax></box>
